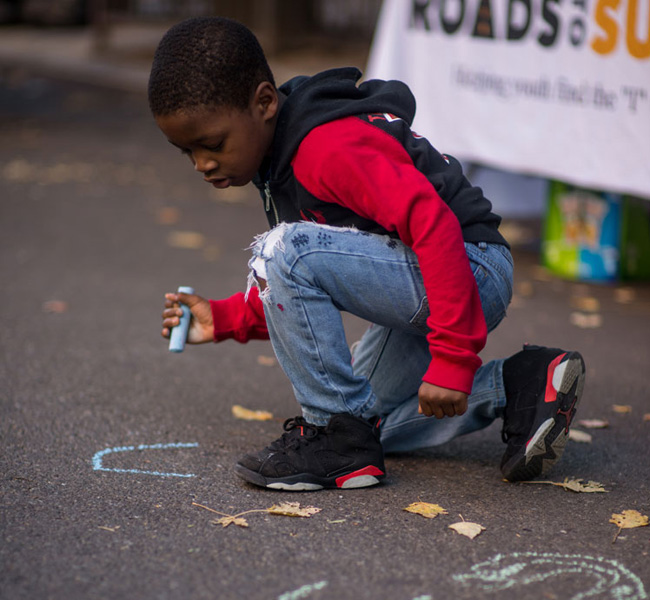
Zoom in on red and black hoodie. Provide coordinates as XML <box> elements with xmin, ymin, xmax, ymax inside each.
<box><xmin>210</xmin><ymin>67</ymin><xmax>509</xmax><ymax>395</ymax></box>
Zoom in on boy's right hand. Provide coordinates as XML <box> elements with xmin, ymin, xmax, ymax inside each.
<box><xmin>162</xmin><ymin>291</ymin><xmax>213</xmax><ymax>344</ymax></box>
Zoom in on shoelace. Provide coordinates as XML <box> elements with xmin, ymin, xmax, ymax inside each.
<box><xmin>270</xmin><ymin>417</ymin><xmax>322</xmax><ymax>452</ymax></box>
<box><xmin>283</xmin><ymin>416</ymin><xmax>320</xmax><ymax>436</ymax></box>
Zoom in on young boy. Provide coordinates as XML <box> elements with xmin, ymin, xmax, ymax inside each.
<box><xmin>150</xmin><ymin>17</ymin><xmax>586</xmax><ymax>492</ymax></box>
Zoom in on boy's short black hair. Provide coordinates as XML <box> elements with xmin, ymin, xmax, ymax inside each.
<box><xmin>148</xmin><ymin>16</ymin><xmax>275</xmax><ymax>116</ymax></box>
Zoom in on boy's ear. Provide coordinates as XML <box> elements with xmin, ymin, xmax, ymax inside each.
<box><xmin>253</xmin><ymin>82</ymin><xmax>279</xmax><ymax>121</ymax></box>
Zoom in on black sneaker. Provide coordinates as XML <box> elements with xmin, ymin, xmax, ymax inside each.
<box><xmin>235</xmin><ymin>414</ymin><xmax>386</xmax><ymax>491</ymax></box>
<box><xmin>501</xmin><ymin>345</ymin><xmax>586</xmax><ymax>482</ymax></box>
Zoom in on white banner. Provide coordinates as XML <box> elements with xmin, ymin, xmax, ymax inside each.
<box><xmin>367</xmin><ymin>0</ymin><xmax>650</xmax><ymax>199</ymax></box>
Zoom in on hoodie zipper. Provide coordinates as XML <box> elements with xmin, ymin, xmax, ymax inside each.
<box><xmin>264</xmin><ymin>181</ymin><xmax>279</xmax><ymax>226</ymax></box>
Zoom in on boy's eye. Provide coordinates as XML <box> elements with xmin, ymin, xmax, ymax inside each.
<box><xmin>205</xmin><ymin>142</ymin><xmax>223</xmax><ymax>152</ymax></box>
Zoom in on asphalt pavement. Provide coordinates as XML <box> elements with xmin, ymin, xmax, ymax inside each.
<box><xmin>1</xmin><ymin>27</ymin><xmax>649</xmax><ymax>600</ymax></box>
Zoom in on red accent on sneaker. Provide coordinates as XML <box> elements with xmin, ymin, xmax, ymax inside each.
<box><xmin>544</xmin><ymin>353</ymin><xmax>567</xmax><ymax>403</ymax></box>
<box><xmin>299</xmin><ymin>426</ymin><xmax>304</xmax><ymax>436</ymax></box>
<box><xmin>558</xmin><ymin>395</ymin><xmax>579</xmax><ymax>432</ymax></box>
<box><xmin>335</xmin><ymin>465</ymin><xmax>384</xmax><ymax>487</ymax></box>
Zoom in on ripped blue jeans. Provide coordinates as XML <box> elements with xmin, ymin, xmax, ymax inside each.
<box><xmin>248</xmin><ymin>222</ymin><xmax>513</xmax><ymax>452</ymax></box>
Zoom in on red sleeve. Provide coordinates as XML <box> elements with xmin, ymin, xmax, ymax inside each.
<box><xmin>209</xmin><ymin>286</ymin><xmax>269</xmax><ymax>343</ymax></box>
<box><xmin>291</xmin><ymin>117</ymin><xmax>486</xmax><ymax>394</ymax></box>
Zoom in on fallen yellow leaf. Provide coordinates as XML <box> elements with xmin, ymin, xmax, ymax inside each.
<box><xmin>167</xmin><ymin>230</ymin><xmax>205</xmax><ymax>249</ymax></box>
<box><xmin>404</xmin><ymin>502</ymin><xmax>448</xmax><ymax>519</ymax></box>
<box><xmin>612</xmin><ymin>404</ymin><xmax>632</xmax><ymax>414</ymax></box>
<box><xmin>561</xmin><ymin>478</ymin><xmax>607</xmax><ymax>493</ymax></box>
<box><xmin>257</xmin><ymin>355</ymin><xmax>277</xmax><ymax>367</ymax></box>
<box><xmin>232</xmin><ymin>405</ymin><xmax>274</xmax><ymax>421</ymax></box>
<box><xmin>193</xmin><ymin>501</ymin><xmax>321</xmax><ymax>529</ymax></box>
<box><xmin>578</xmin><ymin>419</ymin><xmax>609</xmax><ymax>429</ymax></box>
<box><xmin>42</xmin><ymin>300</ymin><xmax>68</xmax><ymax>313</ymax></box>
<box><xmin>610</xmin><ymin>510</ymin><xmax>649</xmax><ymax>529</ymax></box>
<box><xmin>610</xmin><ymin>509</ymin><xmax>649</xmax><ymax>543</ymax></box>
<box><xmin>519</xmin><ymin>478</ymin><xmax>607</xmax><ymax>493</ymax></box>
<box><xmin>449</xmin><ymin>521</ymin><xmax>485</xmax><ymax>540</ymax></box>
<box><xmin>570</xmin><ymin>296</ymin><xmax>600</xmax><ymax>312</ymax></box>
<box><xmin>267</xmin><ymin>502</ymin><xmax>322</xmax><ymax>518</ymax></box>
<box><xmin>214</xmin><ymin>516</ymin><xmax>249</xmax><ymax>528</ymax></box>
<box><xmin>644</xmin><ymin>414</ymin><xmax>650</xmax><ymax>422</ymax></box>
<box><xmin>614</xmin><ymin>287</ymin><xmax>635</xmax><ymax>304</ymax></box>
<box><xmin>2</xmin><ymin>158</ymin><xmax>33</xmax><ymax>181</ymax></box>
<box><xmin>570</xmin><ymin>312</ymin><xmax>602</xmax><ymax>329</ymax></box>
<box><xmin>568</xmin><ymin>429</ymin><xmax>592</xmax><ymax>443</ymax></box>
<box><xmin>156</xmin><ymin>206</ymin><xmax>180</xmax><ymax>225</ymax></box>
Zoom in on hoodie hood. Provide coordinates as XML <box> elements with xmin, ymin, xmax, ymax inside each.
<box><xmin>270</xmin><ymin>67</ymin><xmax>416</xmax><ymax>178</ymax></box>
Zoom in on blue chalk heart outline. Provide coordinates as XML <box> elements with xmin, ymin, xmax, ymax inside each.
<box><xmin>92</xmin><ymin>442</ymin><xmax>199</xmax><ymax>478</ymax></box>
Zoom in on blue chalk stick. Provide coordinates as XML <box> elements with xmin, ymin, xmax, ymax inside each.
<box><xmin>169</xmin><ymin>286</ymin><xmax>195</xmax><ymax>353</ymax></box>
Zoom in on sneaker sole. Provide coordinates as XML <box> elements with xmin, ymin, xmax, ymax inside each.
<box><xmin>235</xmin><ymin>464</ymin><xmax>385</xmax><ymax>491</ymax></box>
<box><xmin>502</xmin><ymin>352</ymin><xmax>585</xmax><ymax>482</ymax></box>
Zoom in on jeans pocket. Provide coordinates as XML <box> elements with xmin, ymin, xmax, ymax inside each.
<box><xmin>409</xmin><ymin>295</ymin><xmax>430</xmax><ymax>334</ymax></box>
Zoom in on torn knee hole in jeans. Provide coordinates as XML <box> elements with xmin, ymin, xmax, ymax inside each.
<box><xmin>246</xmin><ymin>224</ymin><xmax>288</xmax><ymax>304</ymax></box>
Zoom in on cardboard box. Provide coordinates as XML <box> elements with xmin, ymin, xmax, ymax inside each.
<box><xmin>542</xmin><ymin>181</ymin><xmax>650</xmax><ymax>282</ymax></box>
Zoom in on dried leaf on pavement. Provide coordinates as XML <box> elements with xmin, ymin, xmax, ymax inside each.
<box><xmin>448</xmin><ymin>520</ymin><xmax>485</xmax><ymax>540</ymax></box>
<box><xmin>155</xmin><ymin>206</ymin><xmax>180</xmax><ymax>225</ymax></box>
<box><xmin>232</xmin><ymin>404</ymin><xmax>274</xmax><ymax>421</ymax></box>
<box><xmin>570</xmin><ymin>311</ymin><xmax>602</xmax><ymax>328</ymax></box>
<box><xmin>42</xmin><ymin>300</ymin><xmax>68</xmax><ymax>313</ymax></box>
<box><xmin>214</xmin><ymin>516</ymin><xmax>249</xmax><ymax>528</ymax></box>
<box><xmin>610</xmin><ymin>510</ymin><xmax>649</xmax><ymax>529</ymax></box>
<box><xmin>561</xmin><ymin>478</ymin><xmax>607</xmax><ymax>493</ymax></box>
<box><xmin>578</xmin><ymin>419</ymin><xmax>609</xmax><ymax>429</ymax></box>
<box><xmin>404</xmin><ymin>502</ymin><xmax>448</xmax><ymax>519</ymax></box>
<box><xmin>257</xmin><ymin>355</ymin><xmax>277</xmax><ymax>367</ymax></box>
<box><xmin>570</xmin><ymin>296</ymin><xmax>600</xmax><ymax>312</ymax></box>
<box><xmin>267</xmin><ymin>502</ymin><xmax>322</xmax><ymax>518</ymax></box>
<box><xmin>614</xmin><ymin>287</ymin><xmax>635</xmax><ymax>304</ymax></box>
<box><xmin>3</xmin><ymin>158</ymin><xmax>33</xmax><ymax>181</ymax></box>
<box><xmin>568</xmin><ymin>429</ymin><xmax>592</xmax><ymax>443</ymax></box>
<box><xmin>519</xmin><ymin>478</ymin><xmax>607</xmax><ymax>493</ymax></box>
<box><xmin>610</xmin><ymin>509</ymin><xmax>649</xmax><ymax>543</ymax></box>
<box><xmin>612</xmin><ymin>404</ymin><xmax>632</xmax><ymax>414</ymax></box>
<box><xmin>193</xmin><ymin>501</ymin><xmax>322</xmax><ymax>529</ymax></box>
<box><xmin>167</xmin><ymin>230</ymin><xmax>205</xmax><ymax>249</ymax></box>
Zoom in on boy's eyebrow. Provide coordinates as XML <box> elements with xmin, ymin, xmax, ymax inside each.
<box><xmin>166</xmin><ymin>134</ymin><xmax>222</xmax><ymax>147</ymax></box>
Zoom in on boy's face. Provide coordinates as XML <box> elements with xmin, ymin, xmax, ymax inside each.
<box><xmin>155</xmin><ymin>82</ymin><xmax>278</xmax><ymax>188</ymax></box>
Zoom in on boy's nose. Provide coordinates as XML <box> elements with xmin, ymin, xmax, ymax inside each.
<box><xmin>193</xmin><ymin>152</ymin><xmax>218</xmax><ymax>174</ymax></box>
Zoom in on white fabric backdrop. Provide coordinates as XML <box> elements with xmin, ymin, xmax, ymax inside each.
<box><xmin>366</xmin><ymin>0</ymin><xmax>650</xmax><ymax>199</ymax></box>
